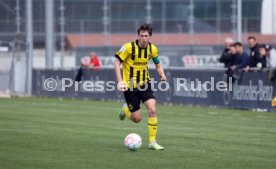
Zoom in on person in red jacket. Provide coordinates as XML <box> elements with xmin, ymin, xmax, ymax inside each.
<box><xmin>81</xmin><ymin>52</ymin><xmax>101</xmax><ymax>70</ymax></box>
<box><xmin>76</xmin><ymin>52</ymin><xmax>101</xmax><ymax>82</ymax></box>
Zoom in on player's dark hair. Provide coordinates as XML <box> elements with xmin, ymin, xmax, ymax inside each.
<box><xmin>234</xmin><ymin>42</ymin><xmax>243</xmax><ymax>47</ymax></box>
<box><xmin>259</xmin><ymin>44</ymin><xmax>272</xmax><ymax>51</ymax></box>
<box><xmin>259</xmin><ymin>44</ymin><xmax>266</xmax><ymax>49</ymax></box>
<box><xmin>248</xmin><ymin>36</ymin><xmax>256</xmax><ymax>41</ymax></box>
<box><xmin>137</xmin><ymin>23</ymin><xmax>153</xmax><ymax>36</ymax></box>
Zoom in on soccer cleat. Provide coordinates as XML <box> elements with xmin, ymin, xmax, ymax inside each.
<box><xmin>118</xmin><ymin>103</ymin><xmax>127</xmax><ymax>120</ymax></box>
<box><xmin>148</xmin><ymin>141</ymin><xmax>164</xmax><ymax>150</ymax></box>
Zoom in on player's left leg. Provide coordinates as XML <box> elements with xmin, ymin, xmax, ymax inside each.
<box><xmin>119</xmin><ymin>103</ymin><xmax>131</xmax><ymax>120</ymax></box>
<box><xmin>119</xmin><ymin>104</ymin><xmax>142</xmax><ymax>123</ymax></box>
<box><xmin>144</xmin><ymin>98</ymin><xmax>164</xmax><ymax>150</ymax></box>
<box><xmin>119</xmin><ymin>89</ymin><xmax>142</xmax><ymax>122</ymax></box>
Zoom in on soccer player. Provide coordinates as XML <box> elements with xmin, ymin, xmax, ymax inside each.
<box><xmin>114</xmin><ymin>23</ymin><xmax>166</xmax><ymax>150</ymax></box>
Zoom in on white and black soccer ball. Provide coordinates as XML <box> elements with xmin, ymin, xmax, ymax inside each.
<box><xmin>124</xmin><ymin>133</ymin><xmax>142</xmax><ymax>151</ymax></box>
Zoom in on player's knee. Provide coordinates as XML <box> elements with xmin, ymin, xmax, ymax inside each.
<box><xmin>147</xmin><ymin>107</ymin><xmax>156</xmax><ymax>117</ymax></box>
<box><xmin>132</xmin><ymin>116</ymin><xmax>141</xmax><ymax>123</ymax></box>
<box><xmin>131</xmin><ymin>110</ymin><xmax>141</xmax><ymax>123</ymax></box>
<box><xmin>131</xmin><ymin>113</ymin><xmax>141</xmax><ymax>123</ymax></box>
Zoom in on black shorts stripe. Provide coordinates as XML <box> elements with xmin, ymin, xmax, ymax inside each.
<box><xmin>138</xmin><ymin>48</ymin><xmax>142</xmax><ymax>58</ymax></box>
<box><xmin>115</xmin><ymin>54</ymin><xmax>123</xmax><ymax>63</ymax></box>
<box><xmin>142</xmin><ymin>69</ymin><xmax>146</xmax><ymax>82</ymax></box>
<box><xmin>137</xmin><ymin>70</ymin><xmax>140</xmax><ymax>85</ymax></box>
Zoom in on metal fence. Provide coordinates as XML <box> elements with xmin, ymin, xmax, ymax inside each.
<box><xmin>0</xmin><ymin>0</ymin><xmax>275</xmax><ymax>46</ymax></box>
<box><xmin>0</xmin><ymin>40</ymin><xmax>27</xmax><ymax>96</ymax></box>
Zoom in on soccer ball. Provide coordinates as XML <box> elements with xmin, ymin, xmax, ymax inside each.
<box><xmin>124</xmin><ymin>133</ymin><xmax>142</xmax><ymax>151</ymax></box>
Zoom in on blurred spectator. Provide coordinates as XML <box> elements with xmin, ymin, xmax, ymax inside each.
<box><xmin>264</xmin><ymin>44</ymin><xmax>276</xmax><ymax>68</ymax></box>
<box><xmin>258</xmin><ymin>44</ymin><xmax>268</xmax><ymax>68</ymax></box>
<box><xmin>232</xmin><ymin>42</ymin><xmax>249</xmax><ymax>70</ymax></box>
<box><xmin>244</xmin><ymin>36</ymin><xmax>262</xmax><ymax>71</ymax></box>
<box><xmin>76</xmin><ymin>52</ymin><xmax>101</xmax><ymax>82</ymax></box>
<box><xmin>219</xmin><ymin>37</ymin><xmax>234</xmax><ymax>67</ymax></box>
<box><xmin>227</xmin><ymin>44</ymin><xmax>238</xmax><ymax>67</ymax></box>
<box><xmin>259</xmin><ymin>44</ymin><xmax>276</xmax><ymax>80</ymax></box>
<box><xmin>225</xmin><ymin>44</ymin><xmax>238</xmax><ymax>79</ymax></box>
<box><xmin>81</xmin><ymin>52</ymin><xmax>101</xmax><ymax>70</ymax></box>
<box><xmin>225</xmin><ymin>42</ymin><xmax>249</xmax><ymax>81</ymax></box>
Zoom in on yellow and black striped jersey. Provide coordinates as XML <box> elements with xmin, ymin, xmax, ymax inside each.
<box><xmin>115</xmin><ymin>40</ymin><xmax>159</xmax><ymax>88</ymax></box>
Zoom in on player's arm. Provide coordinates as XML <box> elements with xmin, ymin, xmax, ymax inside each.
<box><xmin>114</xmin><ymin>59</ymin><xmax>128</xmax><ymax>91</ymax></box>
<box><xmin>155</xmin><ymin>62</ymin><xmax>167</xmax><ymax>81</ymax></box>
<box><xmin>151</xmin><ymin>45</ymin><xmax>166</xmax><ymax>81</ymax></box>
<box><xmin>114</xmin><ymin>44</ymin><xmax>130</xmax><ymax>91</ymax></box>
<box><xmin>114</xmin><ymin>59</ymin><xmax>123</xmax><ymax>83</ymax></box>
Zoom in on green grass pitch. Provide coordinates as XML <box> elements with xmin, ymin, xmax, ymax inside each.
<box><xmin>0</xmin><ymin>97</ymin><xmax>275</xmax><ymax>169</ymax></box>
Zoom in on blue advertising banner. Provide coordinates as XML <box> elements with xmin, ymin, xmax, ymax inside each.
<box><xmin>32</xmin><ymin>68</ymin><xmax>276</xmax><ymax>112</ymax></box>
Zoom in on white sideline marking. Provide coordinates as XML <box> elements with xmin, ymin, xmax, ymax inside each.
<box><xmin>0</xmin><ymin>101</ymin><xmax>117</xmax><ymax>111</ymax></box>
<box><xmin>0</xmin><ymin>126</ymin><xmax>139</xmax><ymax>132</ymax></box>
<box><xmin>208</xmin><ymin>111</ymin><xmax>218</xmax><ymax>115</ymax></box>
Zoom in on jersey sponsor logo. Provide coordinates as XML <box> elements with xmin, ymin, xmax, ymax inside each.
<box><xmin>133</xmin><ymin>62</ymin><xmax>148</xmax><ymax>66</ymax></box>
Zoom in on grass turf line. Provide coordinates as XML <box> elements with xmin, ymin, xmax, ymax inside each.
<box><xmin>0</xmin><ymin>97</ymin><xmax>275</xmax><ymax>169</ymax></box>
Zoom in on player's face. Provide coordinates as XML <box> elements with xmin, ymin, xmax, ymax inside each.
<box><xmin>138</xmin><ymin>30</ymin><xmax>151</xmax><ymax>48</ymax></box>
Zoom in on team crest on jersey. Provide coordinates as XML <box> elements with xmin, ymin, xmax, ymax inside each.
<box><xmin>128</xmin><ymin>104</ymin><xmax>133</xmax><ymax>111</ymax></box>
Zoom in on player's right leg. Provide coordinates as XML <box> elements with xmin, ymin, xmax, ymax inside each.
<box><xmin>119</xmin><ymin>103</ymin><xmax>142</xmax><ymax>123</ymax></box>
<box><xmin>142</xmin><ymin>86</ymin><xmax>164</xmax><ymax>150</ymax></box>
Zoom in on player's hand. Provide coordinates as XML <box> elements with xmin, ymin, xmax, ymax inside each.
<box><xmin>231</xmin><ymin>65</ymin><xmax>236</xmax><ymax>70</ymax></box>
<box><xmin>160</xmin><ymin>74</ymin><xmax>167</xmax><ymax>81</ymax></box>
<box><xmin>117</xmin><ymin>81</ymin><xmax>128</xmax><ymax>91</ymax></box>
<box><xmin>243</xmin><ymin>66</ymin><xmax>250</xmax><ymax>72</ymax></box>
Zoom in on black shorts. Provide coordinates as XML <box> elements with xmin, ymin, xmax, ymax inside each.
<box><xmin>123</xmin><ymin>83</ymin><xmax>155</xmax><ymax>113</ymax></box>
